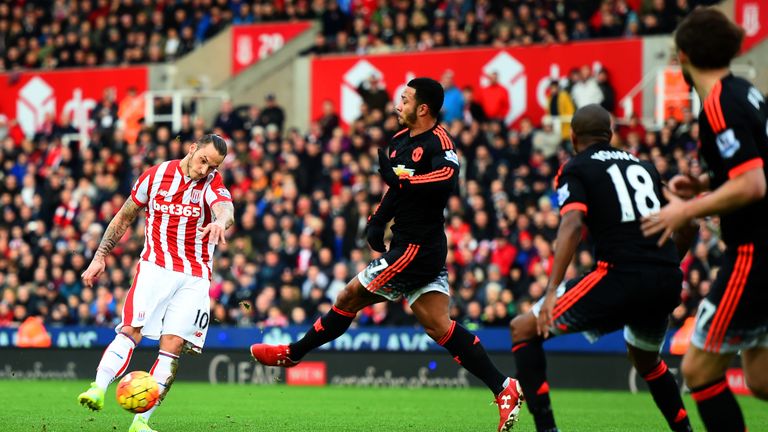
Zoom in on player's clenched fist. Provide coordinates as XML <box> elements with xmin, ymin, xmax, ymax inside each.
<box><xmin>81</xmin><ymin>257</ymin><xmax>106</xmax><ymax>288</ymax></box>
<box><xmin>198</xmin><ymin>221</ymin><xmax>228</xmax><ymax>245</ymax></box>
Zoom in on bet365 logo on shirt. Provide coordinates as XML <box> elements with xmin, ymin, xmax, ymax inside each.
<box><xmin>152</xmin><ymin>201</ymin><xmax>201</xmax><ymax>217</ymax></box>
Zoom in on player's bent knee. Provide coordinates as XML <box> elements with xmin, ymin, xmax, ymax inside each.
<box><xmin>159</xmin><ymin>334</ymin><xmax>185</xmax><ymax>356</ymax></box>
<box><xmin>120</xmin><ymin>326</ymin><xmax>143</xmax><ymax>344</ymax></box>
<box><xmin>510</xmin><ymin>313</ymin><xmax>537</xmax><ymax>344</ymax></box>
<box><xmin>424</xmin><ymin>320</ymin><xmax>451</xmax><ymax>342</ymax></box>
<box><xmin>626</xmin><ymin>345</ymin><xmax>660</xmax><ymax>374</ymax></box>
<box><xmin>744</xmin><ymin>370</ymin><xmax>768</xmax><ymax>400</ymax></box>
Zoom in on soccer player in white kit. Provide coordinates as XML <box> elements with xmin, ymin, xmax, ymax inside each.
<box><xmin>77</xmin><ymin>134</ymin><xmax>234</xmax><ymax>432</ymax></box>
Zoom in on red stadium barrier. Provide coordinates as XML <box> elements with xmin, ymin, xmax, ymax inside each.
<box><xmin>735</xmin><ymin>0</ymin><xmax>768</xmax><ymax>52</ymax></box>
<box><xmin>310</xmin><ymin>39</ymin><xmax>642</xmax><ymax>128</ymax></box>
<box><xmin>231</xmin><ymin>22</ymin><xmax>313</xmax><ymax>75</ymax></box>
<box><xmin>0</xmin><ymin>67</ymin><xmax>148</xmax><ymax>138</ymax></box>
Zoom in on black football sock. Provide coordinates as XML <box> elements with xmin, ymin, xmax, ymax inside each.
<box><xmin>641</xmin><ymin>361</ymin><xmax>692</xmax><ymax>432</ymax></box>
<box><xmin>438</xmin><ymin>321</ymin><xmax>507</xmax><ymax>395</ymax></box>
<box><xmin>690</xmin><ymin>377</ymin><xmax>745</xmax><ymax>432</ymax></box>
<box><xmin>513</xmin><ymin>339</ymin><xmax>557</xmax><ymax>432</ymax></box>
<box><xmin>289</xmin><ymin>306</ymin><xmax>355</xmax><ymax>361</ymax></box>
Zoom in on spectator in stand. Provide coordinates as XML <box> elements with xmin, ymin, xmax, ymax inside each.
<box><xmin>357</xmin><ymin>73</ymin><xmax>389</xmax><ymax>115</ymax></box>
<box><xmin>597</xmin><ymin>69</ymin><xmax>616</xmax><ymax>113</ymax></box>
<box><xmin>259</xmin><ymin>94</ymin><xmax>286</xmax><ymax>132</ymax></box>
<box><xmin>441</xmin><ymin>70</ymin><xmax>464</xmax><ymax>124</ymax></box>
<box><xmin>570</xmin><ymin>65</ymin><xmax>604</xmax><ymax>108</ymax></box>
<box><xmin>462</xmin><ymin>86</ymin><xmax>487</xmax><ymax>125</ymax></box>
<box><xmin>479</xmin><ymin>71</ymin><xmax>510</xmax><ymax>124</ymax></box>
<box><xmin>317</xmin><ymin>100</ymin><xmax>341</xmax><ymax>143</ymax></box>
<box><xmin>532</xmin><ymin>117</ymin><xmax>561</xmax><ymax>160</ymax></box>
<box><xmin>117</xmin><ymin>87</ymin><xmax>145</xmax><ymax>146</ymax></box>
<box><xmin>213</xmin><ymin>99</ymin><xmax>243</xmax><ymax>138</ymax></box>
<box><xmin>90</xmin><ymin>88</ymin><xmax>119</xmax><ymax>144</ymax></box>
<box><xmin>545</xmin><ymin>80</ymin><xmax>576</xmax><ymax>143</ymax></box>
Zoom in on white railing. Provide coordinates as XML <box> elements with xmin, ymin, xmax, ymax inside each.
<box><xmin>144</xmin><ymin>90</ymin><xmax>230</xmax><ymax>132</ymax></box>
<box><xmin>621</xmin><ymin>64</ymin><xmax>757</xmax><ymax>129</ymax></box>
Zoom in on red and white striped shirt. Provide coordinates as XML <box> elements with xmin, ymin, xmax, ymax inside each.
<box><xmin>130</xmin><ymin>160</ymin><xmax>232</xmax><ymax>280</ymax></box>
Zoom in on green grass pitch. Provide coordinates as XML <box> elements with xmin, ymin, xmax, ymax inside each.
<box><xmin>6</xmin><ymin>380</ymin><xmax>767</xmax><ymax>431</ymax></box>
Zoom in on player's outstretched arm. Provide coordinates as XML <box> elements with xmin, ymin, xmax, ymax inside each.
<box><xmin>537</xmin><ymin>210</ymin><xmax>584</xmax><ymax>338</ymax></box>
<box><xmin>642</xmin><ymin>168</ymin><xmax>766</xmax><ymax>246</ymax></box>
<box><xmin>199</xmin><ymin>201</ymin><xmax>235</xmax><ymax>245</ymax></box>
<box><xmin>82</xmin><ymin>198</ymin><xmax>143</xmax><ymax>287</ymax></box>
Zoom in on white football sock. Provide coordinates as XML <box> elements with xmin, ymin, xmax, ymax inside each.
<box><xmin>137</xmin><ymin>350</ymin><xmax>179</xmax><ymax>422</ymax></box>
<box><xmin>95</xmin><ymin>333</ymin><xmax>136</xmax><ymax>390</ymax></box>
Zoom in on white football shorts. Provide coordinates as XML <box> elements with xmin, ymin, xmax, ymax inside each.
<box><xmin>117</xmin><ymin>260</ymin><xmax>211</xmax><ymax>353</ymax></box>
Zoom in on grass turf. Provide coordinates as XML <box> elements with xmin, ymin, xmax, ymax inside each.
<box><xmin>5</xmin><ymin>380</ymin><xmax>767</xmax><ymax>431</ymax></box>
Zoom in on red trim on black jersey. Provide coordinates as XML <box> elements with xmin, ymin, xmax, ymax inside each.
<box><xmin>704</xmin><ymin>80</ymin><xmax>726</xmax><ymax>133</ymax></box>
<box><xmin>552</xmin><ymin>262</ymin><xmax>609</xmax><ymax>320</ymax></box>
<box><xmin>705</xmin><ymin>244</ymin><xmax>753</xmax><ymax>352</ymax></box>
<box><xmin>559</xmin><ymin>202</ymin><xmax>587</xmax><ymax>216</ymax></box>
<box><xmin>366</xmin><ymin>244</ymin><xmax>420</xmax><ymax>292</ymax></box>
<box><xmin>433</xmin><ymin>126</ymin><xmax>454</xmax><ymax>150</ymax></box>
<box><xmin>408</xmin><ymin>167</ymin><xmax>455</xmax><ymax>184</ymax></box>
<box><xmin>393</xmin><ymin>128</ymin><xmax>409</xmax><ymax>139</ymax></box>
<box><xmin>728</xmin><ymin>158</ymin><xmax>764</xmax><ymax>179</ymax></box>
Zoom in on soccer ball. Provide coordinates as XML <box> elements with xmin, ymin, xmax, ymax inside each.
<box><xmin>116</xmin><ymin>371</ymin><xmax>160</xmax><ymax>413</ymax></box>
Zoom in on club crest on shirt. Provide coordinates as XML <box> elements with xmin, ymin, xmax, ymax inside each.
<box><xmin>412</xmin><ymin>147</ymin><xmax>423</xmax><ymax>162</ymax></box>
<box><xmin>716</xmin><ymin>129</ymin><xmax>740</xmax><ymax>159</ymax></box>
<box><xmin>191</xmin><ymin>189</ymin><xmax>202</xmax><ymax>204</ymax></box>
<box><xmin>158</xmin><ymin>189</ymin><xmax>168</xmax><ymax>197</ymax></box>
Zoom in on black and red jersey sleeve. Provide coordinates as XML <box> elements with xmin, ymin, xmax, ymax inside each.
<box><xmin>369</xmin><ymin>188</ymin><xmax>396</xmax><ymax>226</ymax></box>
<box><xmin>556</xmin><ymin>161</ymin><xmax>588</xmax><ymax>216</ymax></box>
<box><xmin>704</xmin><ymin>80</ymin><xmax>764</xmax><ymax>179</ymax></box>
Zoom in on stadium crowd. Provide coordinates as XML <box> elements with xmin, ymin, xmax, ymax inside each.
<box><xmin>1</xmin><ymin>0</ymin><xmax>716</xmax><ymax>71</ymax></box>
<box><xmin>0</xmin><ymin>59</ymin><xmax>729</xmax><ymax>332</ymax></box>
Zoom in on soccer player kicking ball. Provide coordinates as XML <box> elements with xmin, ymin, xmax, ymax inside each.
<box><xmin>250</xmin><ymin>78</ymin><xmax>524</xmax><ymax>432</ymax></box>
<box><xmin>642</xmin><ymin>8</ymin><xmax>768</xmax><ymax>431</ymax></box>
<box><xmin>77</xmin><ymin>134</ymin><xmax>234</xmax><ymax>432</ymax></box>
<box><xmin>510</xmin><ymin>105</ymin><xmax>695</xmax><ymax>432</ymax></box>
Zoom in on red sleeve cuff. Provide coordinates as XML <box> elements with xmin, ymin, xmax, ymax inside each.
<box><xmin>130</xmin><ymin>193</ymin><xmax>146</xmax><ymax>207</ymax></box>
<box><xmin>728</xmin><ymin>158</ymin><xmax>764</xmax><ymax>179</ymax></box>
<box><xmin>559</xmin><ymin>202</ymin><xmax>588</xmax><ymax>216</ymax></box>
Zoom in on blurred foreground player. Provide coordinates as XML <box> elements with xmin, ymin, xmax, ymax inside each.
<box><xmin>251</xmin><ymin>78</ymin><xmax>524</xmax><ymax>431</ymax></box>
<box><xmin>642</xmin><ymin>8</ymin><xmax>768</xmax><ymax>431</ymax></box>
<box><xmin>510</xmin><ymin>105</ymin><xmax>693</xmax><ymax>432</ymax></box>
<box><xmin>77</xmin><ymin>135</ymin><xmax>234</xmax><ymax>432</ymax></box>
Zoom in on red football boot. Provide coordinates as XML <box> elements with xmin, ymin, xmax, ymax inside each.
<box><xmin>496</xmin><ymin>378</ymin><xmax>525</xmax><ymax>431</ymax></box>
<box><xmin>249</xmin><ymin>344</ymin><xmax>300</xmax><ymax>368</ymax></box>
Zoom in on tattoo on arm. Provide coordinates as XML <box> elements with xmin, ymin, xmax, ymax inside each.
<box><xmin>95</xmin><ymin>198</ymin><xmax>142</xmax><ymax>259</ymax></box>
<box><xmin>212</xmin><ymin>202</ymin><xmax>235</xmax><ymax>229</ymax></box>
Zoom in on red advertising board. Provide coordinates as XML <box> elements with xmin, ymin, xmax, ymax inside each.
<box><xmin>310</xmin><ymin>39</ymin><xmax>642</xmax><ymax>128</ymax></box>
<box><xmin>726</xmin><ymin>368</ymin><xmax>752</xmax><ymax>396</ymax></box>
<box><xmin>232</xmin><ymin>22</ymin><xmax>313</xmax><ymax>75</ymax></box>
<box><xmin>285</xmin><ymin>361</ymin><xmax>327</xmax><ymax>386</ymax></box>
<box><xmin>735</xmin><ymin>0</ymin><xmax>768</xmax><ymax>52</ymax></box>
<box><xmin>0</xmin><ymin>66</ymin><xmax>147</xmax><ymax>138</ymax></box>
